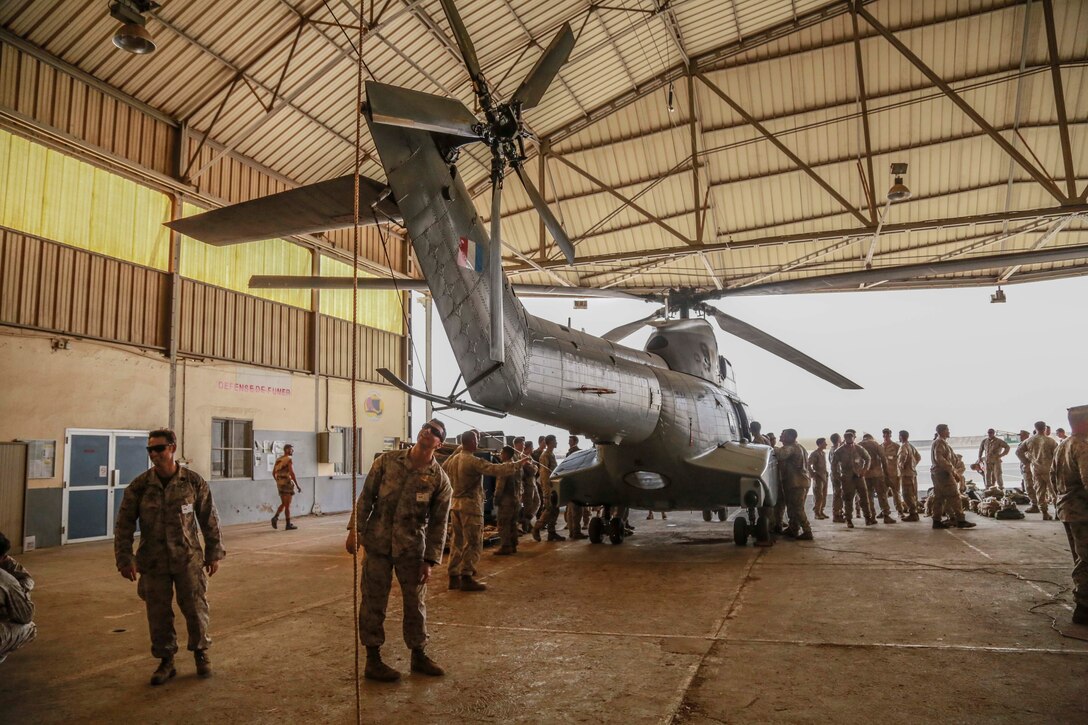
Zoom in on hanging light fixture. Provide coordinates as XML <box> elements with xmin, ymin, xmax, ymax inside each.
<box><xmin>887</xmin><ymin>162</ymin><xmax>911</xmax><ymax>202</ymax></box>
<box><xmin>109</xmin><ymin>1</ymin><xmax>160</xmax><ymax>55</ymax></box>
<box><xmin>666</xmin><ymin>81</ymin><xmax>676</xmax><ymax>113</ymax></box>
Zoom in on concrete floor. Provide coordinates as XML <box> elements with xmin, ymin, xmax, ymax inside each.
<box><xmin>2</xmin><ymin>510</ymin><xmax>1087</xmax><ymax>724</ymax></box>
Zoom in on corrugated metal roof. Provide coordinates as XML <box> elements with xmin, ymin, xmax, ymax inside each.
<box><xmin>2</xmin><ymin>0</ymin><xmax>1086</xmax><ymax>293</ymax></box>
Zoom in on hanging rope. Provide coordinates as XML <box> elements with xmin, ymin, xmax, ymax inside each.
<box><xmin>350</xmin><ymin>1</ymin><xmax>366</xmax><ymax>722</ymax></box>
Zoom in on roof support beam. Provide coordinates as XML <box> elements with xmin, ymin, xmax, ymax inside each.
<box><xmin>1041</xmin><ymin>0</ymin><xmax>1077</xmax><ymax>199</ymax></box>
<box><xmin>998</xmin><ymin>214</ymin><xmax>1080</xmax><ymax>281</ymax></box>
<box><xmin>688</xmin><ymin>72</ymin><xmax>703</xmax><ymax>242</ymax></box>
<box><xmin>850</xmin><ymin>2</ymin><xmax>879</xmax><ymax>224</ymax></box>
<box><xmin>695</xmin><ymin>72</ymin><xmax>872</xmax><ymax>227</ymax></box>
<box><xmin>856</xmin><ymin>4</ymin><xmax>1068</xmax><ymax>205</ymax></box>
<box><xmin>550</xmin><ymin>154</ymin><xmax>697</xmax><ymax>247</ymax></box>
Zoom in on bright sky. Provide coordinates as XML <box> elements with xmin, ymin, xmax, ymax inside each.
<box><xmin>409</xmin><ymin>276</ymin><xmax>1087</xmax><ymax>444</ymax></box>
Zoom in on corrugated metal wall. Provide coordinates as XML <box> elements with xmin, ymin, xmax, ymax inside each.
<box><xmin>0</xmin><ymin>42</ymin><xmax>175</xmax><ymax>176</ymax></box>
<box><xmin>319</xmin><ymin>315</ymin><xmax>403</xmax><ymax>383</ymax></box>
<box><xmin>0</xmin><ymin>227</ymin><xmax>167</xmax><ymax>347</ymax></box>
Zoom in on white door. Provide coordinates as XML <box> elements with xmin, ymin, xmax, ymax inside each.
<box><xmin>63</xmin><ymin>429</ymin><xmax>149</xmax><ymax>544</ymax></box>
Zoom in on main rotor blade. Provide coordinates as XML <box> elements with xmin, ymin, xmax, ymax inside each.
<box><xmin>512</xmin><ymin>23</ymin><xmax>575</xmax><ymax>110</ymax></box>
<box><xmin>701</xmin><ymin>305</ymin><xmax>862</xmax><ymax>389</ymax></box>
<box><xmin>602</xmin><ymin>307</ymin><xmax>666</xmax><ymax>343</ymax></box>
<box><xmin>514</xmin><ymin>165</ymin><xmax>576</xmax><ymax>264</ymax></box>
<box><xmin>249</xmin><ymin>276</ymin><xmax>641</xmax><ymax>299</ymax></box>
<box><xmin>438</xmin><ymin>0</ymin><xmax>484</xmax><ymax>91</ymax></box>
<box><xmin>166</xmin><ymin>175</ymin><xmax>399</xmax><ymax>246</ymax></box>
<box><xmin>366</xmin><ymin>81</ymin><xmax>480</xmax><ymax>139</ymax></box>
<box><xmin>489</xmin><ymin>182</ymin><xmax>505</xmax><ymax>363</ymax></box>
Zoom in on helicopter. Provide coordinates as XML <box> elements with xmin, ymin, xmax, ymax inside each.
<box><xmin>170</xmin><ymin>0</ymin><xmax>1087</xmax><ymax>547</ymax></box>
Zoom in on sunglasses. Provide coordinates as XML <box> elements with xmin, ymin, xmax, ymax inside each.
<box><xmin>421</xmin><ymin>424</ymin><xmax>444</xmax><ymax>440</ymax></box>
<box><xmin>146</xmin><ymin>444</ymin><xmax>171</xmax><ymax>453</ymax></box>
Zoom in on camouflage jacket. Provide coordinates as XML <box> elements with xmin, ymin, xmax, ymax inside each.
<box><xmin>978</xmin><ymin>437</ymin><xmax>1010</xmax><ymax>462</ymax></box>
<box><xmin>350</xmin><ymin>449</ymin><xmax>452</xmax><ymax>563</ymax></box>
<box><xmin>897</xmin><ymin>441</ymin><xmax>921</xmax><ymax>474</ymax></box>
<box><xmin>775</xmin><ymin>443</ymin><xmax>810</xmax><ymax>489</ymax></box>
<box><xmin>494</xmin><ymin>471</ymin><xmax>522</xmax><ymax>506</ymax></box>
<box><xmin>1053</xmin><ymin>435</ymin><xmax>1088</xmax><ymax>522</ymax></box>
<box><xmin>931</xmin><ymin>438</ymin><xmax>957</xmax><ymax>474</ymax></box>
<box><xmin>442</xmin><ymin>451</ymin><xmax>521</xmax><ymax>515</ymax></box>
<box><xmin>828</xmin><ymin>443</ymin><xmax>841</xmax><ymax>481</ymax></box>
<box><xmin>831</xmin><ymin>443</ymin><xmax>870</xmax><ymax>479</ymax></box>
<box><xmin>538</xmin><ymin>450</ymin><xmax>558</xmax><ymax>495</ymax></box>
<box><xmin>114</xmin><ymin>466</ymin><xmax>225</xmax><ymax>575</ymax></box>
<box><xmin>1024</xmin><ymin>433</ymin><xmax>1058</xmax><ymax>470</ymax></box>
<box><xmin>807</xmin><ymin>449</ymin><xmax>828</xmax><ymax>479</ymax></box>
<box><xmin>881</xmin><ymin>441</ymin><xmax>901</xmax><ymax>475</ymax></box>
<box><xmin>1015</xmin><ymin>439</ymin><xmax>1032</xmax><ymax>471</ymax></box>
<box><xmin>859</xmin><ymin>440</ymin><xmax>888</xmax><ymax>479</ymax></box>
<box><xmin>0</xmin><ymin>558</ymin><xmax>34</xmax><ymax>624</ymax></box>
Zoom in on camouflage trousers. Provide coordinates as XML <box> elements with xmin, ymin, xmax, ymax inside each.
<box><xmin>567</xmin><ymin>503</ymin><xmax>584</xmax><ymax>535</ymax></box>
<box><xmin>496</xmin><ymin>499</ymin><xmax>520</xmax><ymax>549</ymax></box>
<box><xmin>359</xmin><ymin>553</ymin><xmax>427</xmax><ymax>649</ymax></box>
<box><xmin>773</xmin><ymin>480</ymin><xmax>787</xmax><ymax>529</ymax></box>
<box><xmin>533</xmin><ymin>489</ymin><xmax>560</xmax><ymax>534</ymax></box>
<box><xmin>784</xmin><ymin>487</ymin><xmax>811</xmax><ymax>534</ymax></box>
<box><xmin>521</xmin><ymin>482</ymin><xmax>541</xmax><ymax>528</ymax></box>
<box><xmin>138</xmin><ymin>567</ymin><xmax>210</xmax><ymax>659</ymax></box>
<box><xmin>984</xmin><ymin>458</ymin><xmax>1005</xmax><ymax>488</ymax></box>
<box><xmin>831</xmin><ymin>475</ymin><xmax>844</xmax><ymax>520</ymax></box>
<box><xmin>900</xmin><ymin>473</ymin><xmax>919</xmax><ymax>516</ymax></box>
<box><xmin>1022</xmin><ymin>465</ymin><xmax>1036</xmax><ymax>505</ymax></box>
<box><xmin>0</xmin><ymin>620</ymin><xmax>36</xmax><ymax>659</ymax></box>
<box><xmin>448</xmin><ymin>511</ymin><xmax>483</xmax><ymax>577</ymax></box>
<box><xmin>864</xmin><ymin>476</ymin><xmax>893</xmax><ymax>519</ymax></box>
<box><xmin>1063</xmin><ymin>521</ymin><xmax>1088</xmax><ymax>608</ymax></box>
<box><xmin>930</xmin><ymin>471</ymin><xmax>964</xmax><ymax>522</ymax></box>
<box><xmin>1031</xmin><ymin>464</ymin><xmax>1054</xmax><ymax>512</ymax></box>
<box><xmin>885</xmin><ymin>473</ymin><xmax>904</xmax><ymax>515</ymax></box>
<box><xmin>841</xmin><ymin>475</ymin><xmax>872</xmax><ymax>524</ymax></box>
<box><xmin>811</xmin><ymin>474</ymin><xmax>828</xmax><ymax>516</ymax></box>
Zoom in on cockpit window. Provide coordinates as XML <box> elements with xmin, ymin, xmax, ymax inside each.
<box><xmin>647</xmin><ymin>336</ymin><xmax>668</xmax><ymax>351</ymax></box>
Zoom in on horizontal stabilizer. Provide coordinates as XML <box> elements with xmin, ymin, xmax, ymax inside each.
<box><xmin>366</xmin><ymin>81</ymin><xmax>481</xmax><ymax>139</ymax></box>
<box><xmin>166</xmin><ymin>175</ymin><xmax>400</xmax><ymax>245</ymax></box>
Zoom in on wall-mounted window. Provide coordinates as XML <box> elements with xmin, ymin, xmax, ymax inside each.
<box><xmin>331</xmin><ymin>426</ymin><xmax>363</xmax><ymax>475</ymax></box>
<box><xmin>211</xmin><ymin>418</ymin><xmax>252</xmax><ymax>479</ymax></box>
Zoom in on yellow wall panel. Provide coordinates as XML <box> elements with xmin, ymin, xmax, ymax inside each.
<box><xmin>319</xmin><ymin>255</ymin><xmax>402</xmax><ymax>334</ymax></box>
<box><xmin>0</xmin><ymin>129</ymin><xmax>169</xmax><ymax>269</ymax></box>
<box><xmin>179</xmin><ymin>203</ymin><xmax>311</xmax><ymax>309</ymax></box>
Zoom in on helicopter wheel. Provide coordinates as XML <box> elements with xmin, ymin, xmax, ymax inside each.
<box><xmin>733</xmin><ymin>516</ymin><xmax>749</xmax><ymax>546</ymax></box>
<box><xmin>588</xmin><ymin>516</ymin><xmax>604</xmax><ymax>544</ymax></box>
<box><xmin>702</xmin><ymin>510</ymin><xmax>713</xmax><ymax>522</ymax></box>
<box><xmin>608</xmin><ymin>516</ymin><xmax>624</xmax><ymax>545</ymax></box>
<box><xmin>753</xmin><ymin>514</ymin><xmax>771</xmax><ymax>544</ymax></box>
<box><xmin>717</xmin><ymin>507</ymin><xmax>728</xmax><ymax>522</ymax></box>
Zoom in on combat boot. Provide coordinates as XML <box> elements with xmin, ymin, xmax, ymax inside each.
<box><xmin>492</xmin><ymin>546</ymin><xmax>514</xmax><ymax>556</ymax></box>
<box><xmin>270</xmin><ymin>515</ymin><xmax>278</xmax><ymax>529</ymax></box>
<box><xmin>796</xmin><ymin>531</ymin><xmax>814</xmax><ymax>541</ymax></box>
<box><xmin>285</xmin><ymin>521</ymin><xmax>298</xmax><ymax>530</ymax></box>
<box><xmin>547</xmin><ymin>532</ymin><xmax>566</xmax><ymax>541</ymax></box>
<box><xmin>460</xmin><ymin>575</ymin><xmax>487</xmax><ymax>592</ymax></box>
<box><xmin>531</xmin><ymin>526</ymin><xmax>542</xmax><ymax>542</ymax></box>
<box><xmin>448</xmin><ymin>575</ymin><xmax>461</xmax><ymax>590</ymax></box>
<box><xmin>1073</xmin><ymin>604</ymin><xmax>1088</xmax><ymax>625</ymax></box>
<box><xmin>932</xmin><ymin>519</ymin><xmax>947</xmax><ymax>529</ymax></box>
<box><xmin>882</xmin><ymin>514</ymin><xmax>897</xmax><ymax>524</ymax></box>
<box><xmin>411</xmin><ymin>648</ymin><xmax>445</xmax><ymax>676</ymax></box>
<box><xmin>1025</xmin><ymin>505</ymin><xmax>1040</xmax><ymax>513</ymax></box>
<box><xmin>904</xmin><ymin>513</ymin><xmax>920</xmax><ymax>522</ymax></box>
<box><xmin>955</xmin><ymin>520</ymin><xmax>977</xmax><ymax>529</ymax></box>
<box><xmin>845</xmin><ymin>519</ymin><xmax>854</xmax><ymax>529</ymax></box>
<box><xmin>570</xmin><ymin>531</ymin><xmax>588</xmax><ymax>540</ymax></box>
<box><xmin>832</xmin><ymin>515</ymin><xmax>845</xmax><ymax>523</ymax></box>
<box><xmin>364</xmin><ymin>646</ymin><xmax>401</xmax><ymax>682</ymax></box>
<box><xmin>1042</xmin><ymin>510</ymin><xmax>1053</xmax><ymax>521</ymax></box>
<box><xmin>194</xmin><ymin>650</ymin><xmax>212</xmax><ymax>678</ymax></box>
<box><xmin>149</xmin><ymin>657</ymin><xmax>175</xmax><ymax>686</ymax></box>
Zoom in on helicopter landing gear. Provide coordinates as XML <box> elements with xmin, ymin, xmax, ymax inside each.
<box><xmin>588</xmin><ymin>516</ymin><xmax>604</xmax><ymax>544</ymax></box>
<box><xmin>733</xmin><ymin>516</ymin><xmax>749</xmax><ymax>546</ymax></box>
<box><xmin>703</xmin><ymin>508</ymin><xmax>727</xmax><ymax>522</ymax></box>
<box><xmin>702</xmin><ymin>510</ymin><xmax>712</xmax><ymax>522</ymax></box>
<box><xmin>608</xmin><ymin>516</ymin><xmax>625</xmax><ymax>545</ymax></box>
<box><xmin>753</xmin><ymin>512</ymin><xmax>772</xmax><ymax>545</ymax></box>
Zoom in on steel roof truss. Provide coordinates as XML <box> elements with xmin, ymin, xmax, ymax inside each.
<box><xmin>850</xmin><ymin>1</ymin><xmax>878</xmax><ymax>224</ymax></box>
<box><xmin>1041</xmin><ymin>0</ymin><xmax>1077</xmax><ymax>199</ymax></box>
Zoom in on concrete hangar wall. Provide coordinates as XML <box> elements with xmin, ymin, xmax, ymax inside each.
<box><xmin>0</xmin><ymin>37</ymin><xmax>415</xmax><ymax>552</ymax></box>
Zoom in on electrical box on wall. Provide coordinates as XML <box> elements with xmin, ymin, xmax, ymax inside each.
<box><xmin>317</xmin><ymin>430</ymin><xmax>344</xmax><ymax>463</ymax></box>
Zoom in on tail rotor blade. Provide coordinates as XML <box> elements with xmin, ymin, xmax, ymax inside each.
<box><xmin>489</xmin><ymin>181</ymin><xmax>505</xmax><ymax>363</ymax></box>
<box><xmin>512</xmin><ymin>23</ymin><xmax>575</xmax><ymax>110</ymax></box>
<box><xmin>602</xmin><ymin>307</ymin><xmax>665</xmax><ymax>343</ymax></box>
<box><xmin>514</xmin><ymin>165</ymin><xmax>575</xmax><ymax>264</ymax></box>
<box><xmin>438</xmin><ymin>0</ymin><xmax>484</xmax><ymax>91</ymax></box>
<box><xmin>701</xmin><ymin>305</ymin><xmax>862</xmax><ymax>389</ymax></box>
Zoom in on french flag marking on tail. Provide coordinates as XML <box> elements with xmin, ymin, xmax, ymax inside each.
<box><xmin>457</xmin><ymin>237</ymin><xmax>485</xmax><ymax>271</ymax></box>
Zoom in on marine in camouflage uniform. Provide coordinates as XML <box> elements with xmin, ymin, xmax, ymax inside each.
<box><xmin>828</xmin><ymin>433</ymin><xmax>844</xmax><ymax>522</ymax></box>
<box><xmin>930</xmin><ymin>424</ymin><xmax>974</xmax><ymax>529</ymax></box>
<box><xmin>346</xmin><ymin>418</ymin><xmax>452</xmax><ymax>681</ymax></box>
<box><xmin>1052</xmin><ymin>405</ymin><xmax>1088</xmax><ymax>624</ymax></box>
<box><xmin>442</xmin><ymin>432</ymin><xmax>521</xmax><ymax>590</ymax></box>
<box><xmin>532</xmin><ymin>436</ymin><xmax>564</xmax><ymax>542</ymax></box>
<box><xmin>519</xmin><ymin>449</ymin><xmax>540</xmax><ymax>533</ymax></box>
<box><xmin>775</xmin><ymin>430</ymin><xmax>813</xmax><ymax>539</ymax></box>
<box><xmin>1015</xmin><ymin>430</ymin><xmax>1037</xmax><ymax>511</ymax></box>
<box><xmin>896</xmin><ymin>431</ymin><xmax>922</xmax><ymax>521</ymax></box>
<box><xmin>0</xmin><ymin>537</ymin><xmax>35</xmax><ymax>663</ymax></box>
<box><xmin>881</xmin><ymin>429</ymin><xmax>904</xmax><ymax>517</ymax></box>
<box><xmin>114</xmin><ymin>429</ymin><xmax>225</xmax><ymax>685</ymax></box>
<box><xmin>808</xmin><ymin>439</ymin><xmax>829</xmax><ymax>520</ymax></box>
<box><xmin>978</xmin><ymin>430</ymin><xmax>1010</xmax><ymax>489</ymax></box>
<box><xmin>830</xmin><ymin>432</ymin><xmax>871</xmax><ymax>529</ymax></box>
<box><xmin>859</xmin><ymin>434</ymin><xmax>896</xmax><ymax>524</ymax></box>
<box><xmin>493</xmin><ymin>446</ymin><xmax>523</xmax><ymax>555</ymax></box>
<box><xmin>1025</xmin><ymin>421</ymin><xmax>1059</xmax><ymax>520</ymax></box>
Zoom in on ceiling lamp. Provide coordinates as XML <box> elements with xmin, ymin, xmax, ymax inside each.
<box><xmin>887</xmin><ymin>162</ymin><xmax>911</xmax><ymax>202</ymax></box>
<box><xmin>990</xmin><ymin>287</ymin><xmax>1007</xmax><ymax>304</ymax></box>
<box><xmin>109</xmin><ymin>1</ymin><xmax>160</xmax><ymax>55</ymax></box>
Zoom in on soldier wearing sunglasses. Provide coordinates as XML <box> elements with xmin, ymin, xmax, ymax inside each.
<box><xmin>114</xmin><ymin>428</ymin><xmax>225</xmax><ymax>686</ymax></box>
